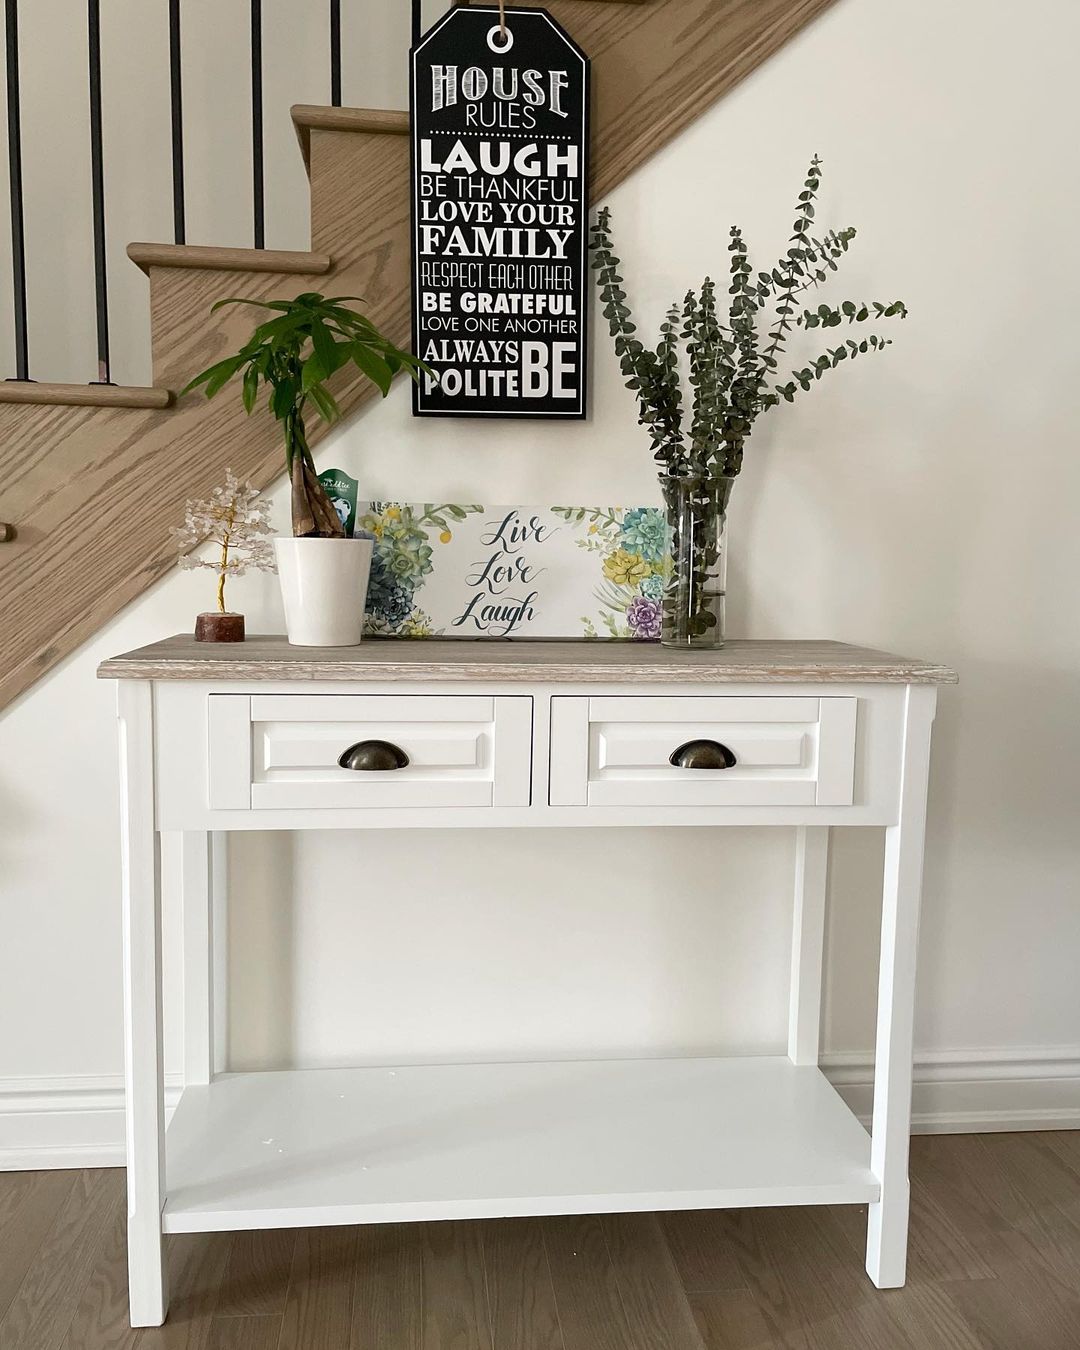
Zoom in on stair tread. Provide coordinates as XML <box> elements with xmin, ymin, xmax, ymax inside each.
<box><xmin>0</xmin><ymin>381</ymin><xmax>173</xmax><ymax>410</ymax></box>
<box><xmin>457</xmin><ymin>0</ymin><xmax>648</xmax><ymax>4</ymax></box>
<box><xmin>127</xmin><ymin>243</ymin><xmax>332</xmax><ymax>276</ymax></box>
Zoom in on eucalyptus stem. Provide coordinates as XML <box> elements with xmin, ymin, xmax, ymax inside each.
<box><xmin>588</xmin><ymin>156</ymin><xmax>907</xmax><ymax>473</ymax></box>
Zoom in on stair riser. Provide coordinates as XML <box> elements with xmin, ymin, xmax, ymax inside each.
<box><xmin>309</xmin><ymin>131</ymin><xmax>411</xmax><ymax>340</ymax></box>
<box><xmin>147</xmin><ymin>267</ymin><xmax>340</xmax><ymax>393</ymax></box>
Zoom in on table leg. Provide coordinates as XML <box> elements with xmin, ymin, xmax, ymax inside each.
<box><xmin>118</xmin><ymin>682</ymin><xmax>168</xmax><ymax>1326</ymax></box>
<box><xmin>211</xmin><ymin>832</ymin><xmax>229</xmax><ymax>1076</ymax></box>
<box><xmin>788</xmin><ymin>826</ymin><xmax>829</xmax><ymax>1065</ymax></box>
<box><xmin>179</xmin><ymin>832</ymin><xmax>213</xmax><ymax>1086</ymax></box>
<box><xmin>865</xmin><ymin>685</ymin><xmax>937</xmax><ymax>1288</ymax></box>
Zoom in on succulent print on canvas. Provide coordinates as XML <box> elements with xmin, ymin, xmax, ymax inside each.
<box><xmin>551</xmin><ymin>506</ymin><xmax>672</xmax><ymax>640</ymax></box>
<box><xmin>358</xmin><ymin>502</ymin><xmax>483</xmax><ymax>636</ymax></box>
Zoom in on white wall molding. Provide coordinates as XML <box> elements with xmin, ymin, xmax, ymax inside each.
<box><xmin>2</xmin><ymin>1051</ymin><xmax>1077</xmax><ymax>1171</ymax></box>
<box><xmin>824</xmin><ymin>1047</ymin><xmax>1080</xmax><ymax>1134</ymax></box>
<box><xmin>0</xmin><ymin>1075</ymin><xmax>183</xmax><ymax>1171</ymax></box>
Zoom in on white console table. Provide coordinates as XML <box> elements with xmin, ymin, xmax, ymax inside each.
<box><xmin>99</xmin><ymin>635</ymin><xmax>956</xmax><ymax>1327</ymax></box>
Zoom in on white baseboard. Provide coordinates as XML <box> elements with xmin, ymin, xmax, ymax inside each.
<box><xmin>2</xmin><ymin>1050</ymin><xmax>1078</xmax><ymax>1171</ymax></box>
<box><xmin>824</xmin><ymin>1046</ymin><xmax>1080</xmax><ymax>1133</ymax></box>
<box><xmin>0</xmin><ymin>1075</ymin><xmax>183</xmax><ymax>1171</ymax></box>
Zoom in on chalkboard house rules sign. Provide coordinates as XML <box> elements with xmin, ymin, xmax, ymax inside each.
<box><xmin>411</xmin><ymin>6</ymin><xmax>590</xmax><ymax>418</ymax></box>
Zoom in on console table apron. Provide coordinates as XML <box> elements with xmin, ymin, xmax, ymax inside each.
<box><xmin>99</xmin><ymin>636</ymin><xmax>956</xmax><ymax>1327</ymax></box>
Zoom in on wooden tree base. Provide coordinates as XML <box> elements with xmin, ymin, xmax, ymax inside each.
<box><xmin>195</xmin><ymin>612</ymin><xmax>245</xmax><ymax>643</ymax></box>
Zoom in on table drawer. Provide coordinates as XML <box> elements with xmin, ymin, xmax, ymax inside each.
<box><xmin>549</xmin><ymin>696</ymin><xmax>857</xmax><ymax>808</ymax></box>
<box><xmin>208</xmin><ymin>694</ymin><xmax>532</xmax><ymax>810</ymax></box>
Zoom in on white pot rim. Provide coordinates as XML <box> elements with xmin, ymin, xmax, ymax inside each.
<box><xmin>275</xmin><ymin>535</ymin><xmax>371</xmax><ymax>546</ymax></box>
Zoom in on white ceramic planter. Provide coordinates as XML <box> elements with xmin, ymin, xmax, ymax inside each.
<box><xmin>274</xmin><ymin>536</ymin><xmax>373</xmax><ymax>647</ymax></box>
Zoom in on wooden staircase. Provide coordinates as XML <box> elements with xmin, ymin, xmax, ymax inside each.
<box><xmin>0</xmin><ymin>0</ymin><xmax>835</xmax><ymax>711</ymax></box>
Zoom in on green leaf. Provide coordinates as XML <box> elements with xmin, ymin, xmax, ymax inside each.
<box><xmin>269</xmin><ymin>379</ymin><xmax>296</xmax><ymax>421</ymax></box>
<box><xmin>351</xmin><ymin>343</ymin><xmax>394</xmax><ymax>396</ymax></box>
<box><xmin>208</xmin><ymin>296</ymin><xmax>292</xmax><ymax>315</ymax></box>
<box><xmin>182</xmin><ymin>353</ymin><xmax>245</xmax><ymax>397</ymax></box>
<box><xmin>301</xmin><ymin>352</ymin><xmax>327</xmax><ymax>392</ymax></box>
<box><xmin>309</xmin><ymin>317</ymin><xmax>338</xmax><ymax>371</ymax></box>
<box><xmin>248</xmin><ymin>312</ymin><xmax>311</xmax><ymax>345</ymax></box>
<box><xmin>307</xmin><ymin>382</ymin><xmax>340</xmax><ymax>423</ymax></box>
<box><xmin>241</xmin><ymin>364</ymin><xmax>259</xmax><ymax>413</ymax></box>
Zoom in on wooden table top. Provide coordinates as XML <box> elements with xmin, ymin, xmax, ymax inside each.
<box><xmin>98</xmin><ymin>635</ymin><xmax>957</xmax><ymax>684</ymax></box>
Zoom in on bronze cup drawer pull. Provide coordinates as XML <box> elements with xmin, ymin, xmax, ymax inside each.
<box><xmin>338</xmin><ymin>740</ymin><xmax>410</xmax><ymax>771</ymax></box>
<box><xmin>669</xmin><ymin>739</ymin><xmax>737</xmax><ymax>770</ymax></box>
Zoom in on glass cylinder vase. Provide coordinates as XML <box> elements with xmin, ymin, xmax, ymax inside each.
<box><xmin>660</xmin><ymin>474</ymin><xmax>733</xmax><ymax>649</ymax></box>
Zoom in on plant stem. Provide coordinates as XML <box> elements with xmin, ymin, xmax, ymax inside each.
<box><xmin>286</xmin><ymin>406</ymin><xmax>344</xmax><ymax>538</ymax></box>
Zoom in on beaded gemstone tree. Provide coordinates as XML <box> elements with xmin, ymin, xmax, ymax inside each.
<box><xmin>173</xmin><ymin>470</ymin><xmax>276</xmax><ymax>642</ymax></box>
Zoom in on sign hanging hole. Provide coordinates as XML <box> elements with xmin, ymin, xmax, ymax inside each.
<box><xmin>487</xmin><ymin>23</ymin><xmax>513</xmax><ymax>53</ymax></box>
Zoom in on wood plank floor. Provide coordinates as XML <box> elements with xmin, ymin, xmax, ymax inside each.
<box><xmin>1</xmin><ymin>1133</ymin><xmax>1079</xmax><ymax>1349</ymax></box>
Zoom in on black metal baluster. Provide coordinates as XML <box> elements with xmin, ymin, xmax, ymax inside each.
<box><xmin>412</xmin><ymin>0</ymin><xmax>422</xmax><ymax>47</ymax></box>
<box><xmin>4</xmin><ymin>0</ymin><xmax>29</xmax><ymax>380</ymax></box>
<box><xmin>87</xmin><ymin>0</ymin><xmax>110</xmax><ymax>384</ymax></box>
<box><xmin>329</xmin><ymin>0</ymin><xmax>341</xmax><ymax>106</ymax></box>
<box><xmin>250</xmin><ymin>0</ymin><xmax>264</xmax><ymax>248</ymax></box>
<box><xmin>168</xmin><ymin>0</ymin><xmax>185</xmax><ymax>244</ymax></box>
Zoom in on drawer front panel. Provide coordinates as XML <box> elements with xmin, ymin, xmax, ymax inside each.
<box><xmin>550</xmin><ymin>696</ymin><xmax>857</xmax><ymax>808</ymax></box>
<box><xmin>209</xmin><ymin>694</ymin><xmax>532</xmax><ymax>811</ymax></box>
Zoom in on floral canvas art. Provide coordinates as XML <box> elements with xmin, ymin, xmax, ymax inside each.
<box><xmin>550</xmin><ymin>507</ymin><xmax>672</xmax><ymax>639</ymax></box>
<box><xmin>356</xmin><ymin>503</ymin><xmax>670</xmax><ymax>640</ymax></box>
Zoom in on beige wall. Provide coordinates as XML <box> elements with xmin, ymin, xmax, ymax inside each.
<box><xmin>2</xmin><ymin>0</ymin><xmax>1079</xmax><ymax>1151</ymax></box>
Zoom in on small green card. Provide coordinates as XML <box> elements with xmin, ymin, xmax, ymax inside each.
<box><xmin>318</xmin><ymin>468</ymin><xmax>360</xmax><ymax>537</ymax></box>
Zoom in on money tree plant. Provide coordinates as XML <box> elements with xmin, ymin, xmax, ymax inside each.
<box><xmin>183</xmin><ymin>293</ymin><xmax>425</xmax><ymax>538</ymax></box>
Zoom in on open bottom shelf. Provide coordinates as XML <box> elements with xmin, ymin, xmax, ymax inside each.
<box><xmin>163</xmin><ymin>1055</ymin><xmax>877</xmax><ymax>1233</ymax></box>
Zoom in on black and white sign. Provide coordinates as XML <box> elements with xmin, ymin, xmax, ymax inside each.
<box><xmin>410</xmin><ymin>6</ymin><xmax>590</xmax><ymax>418</ymax></box>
